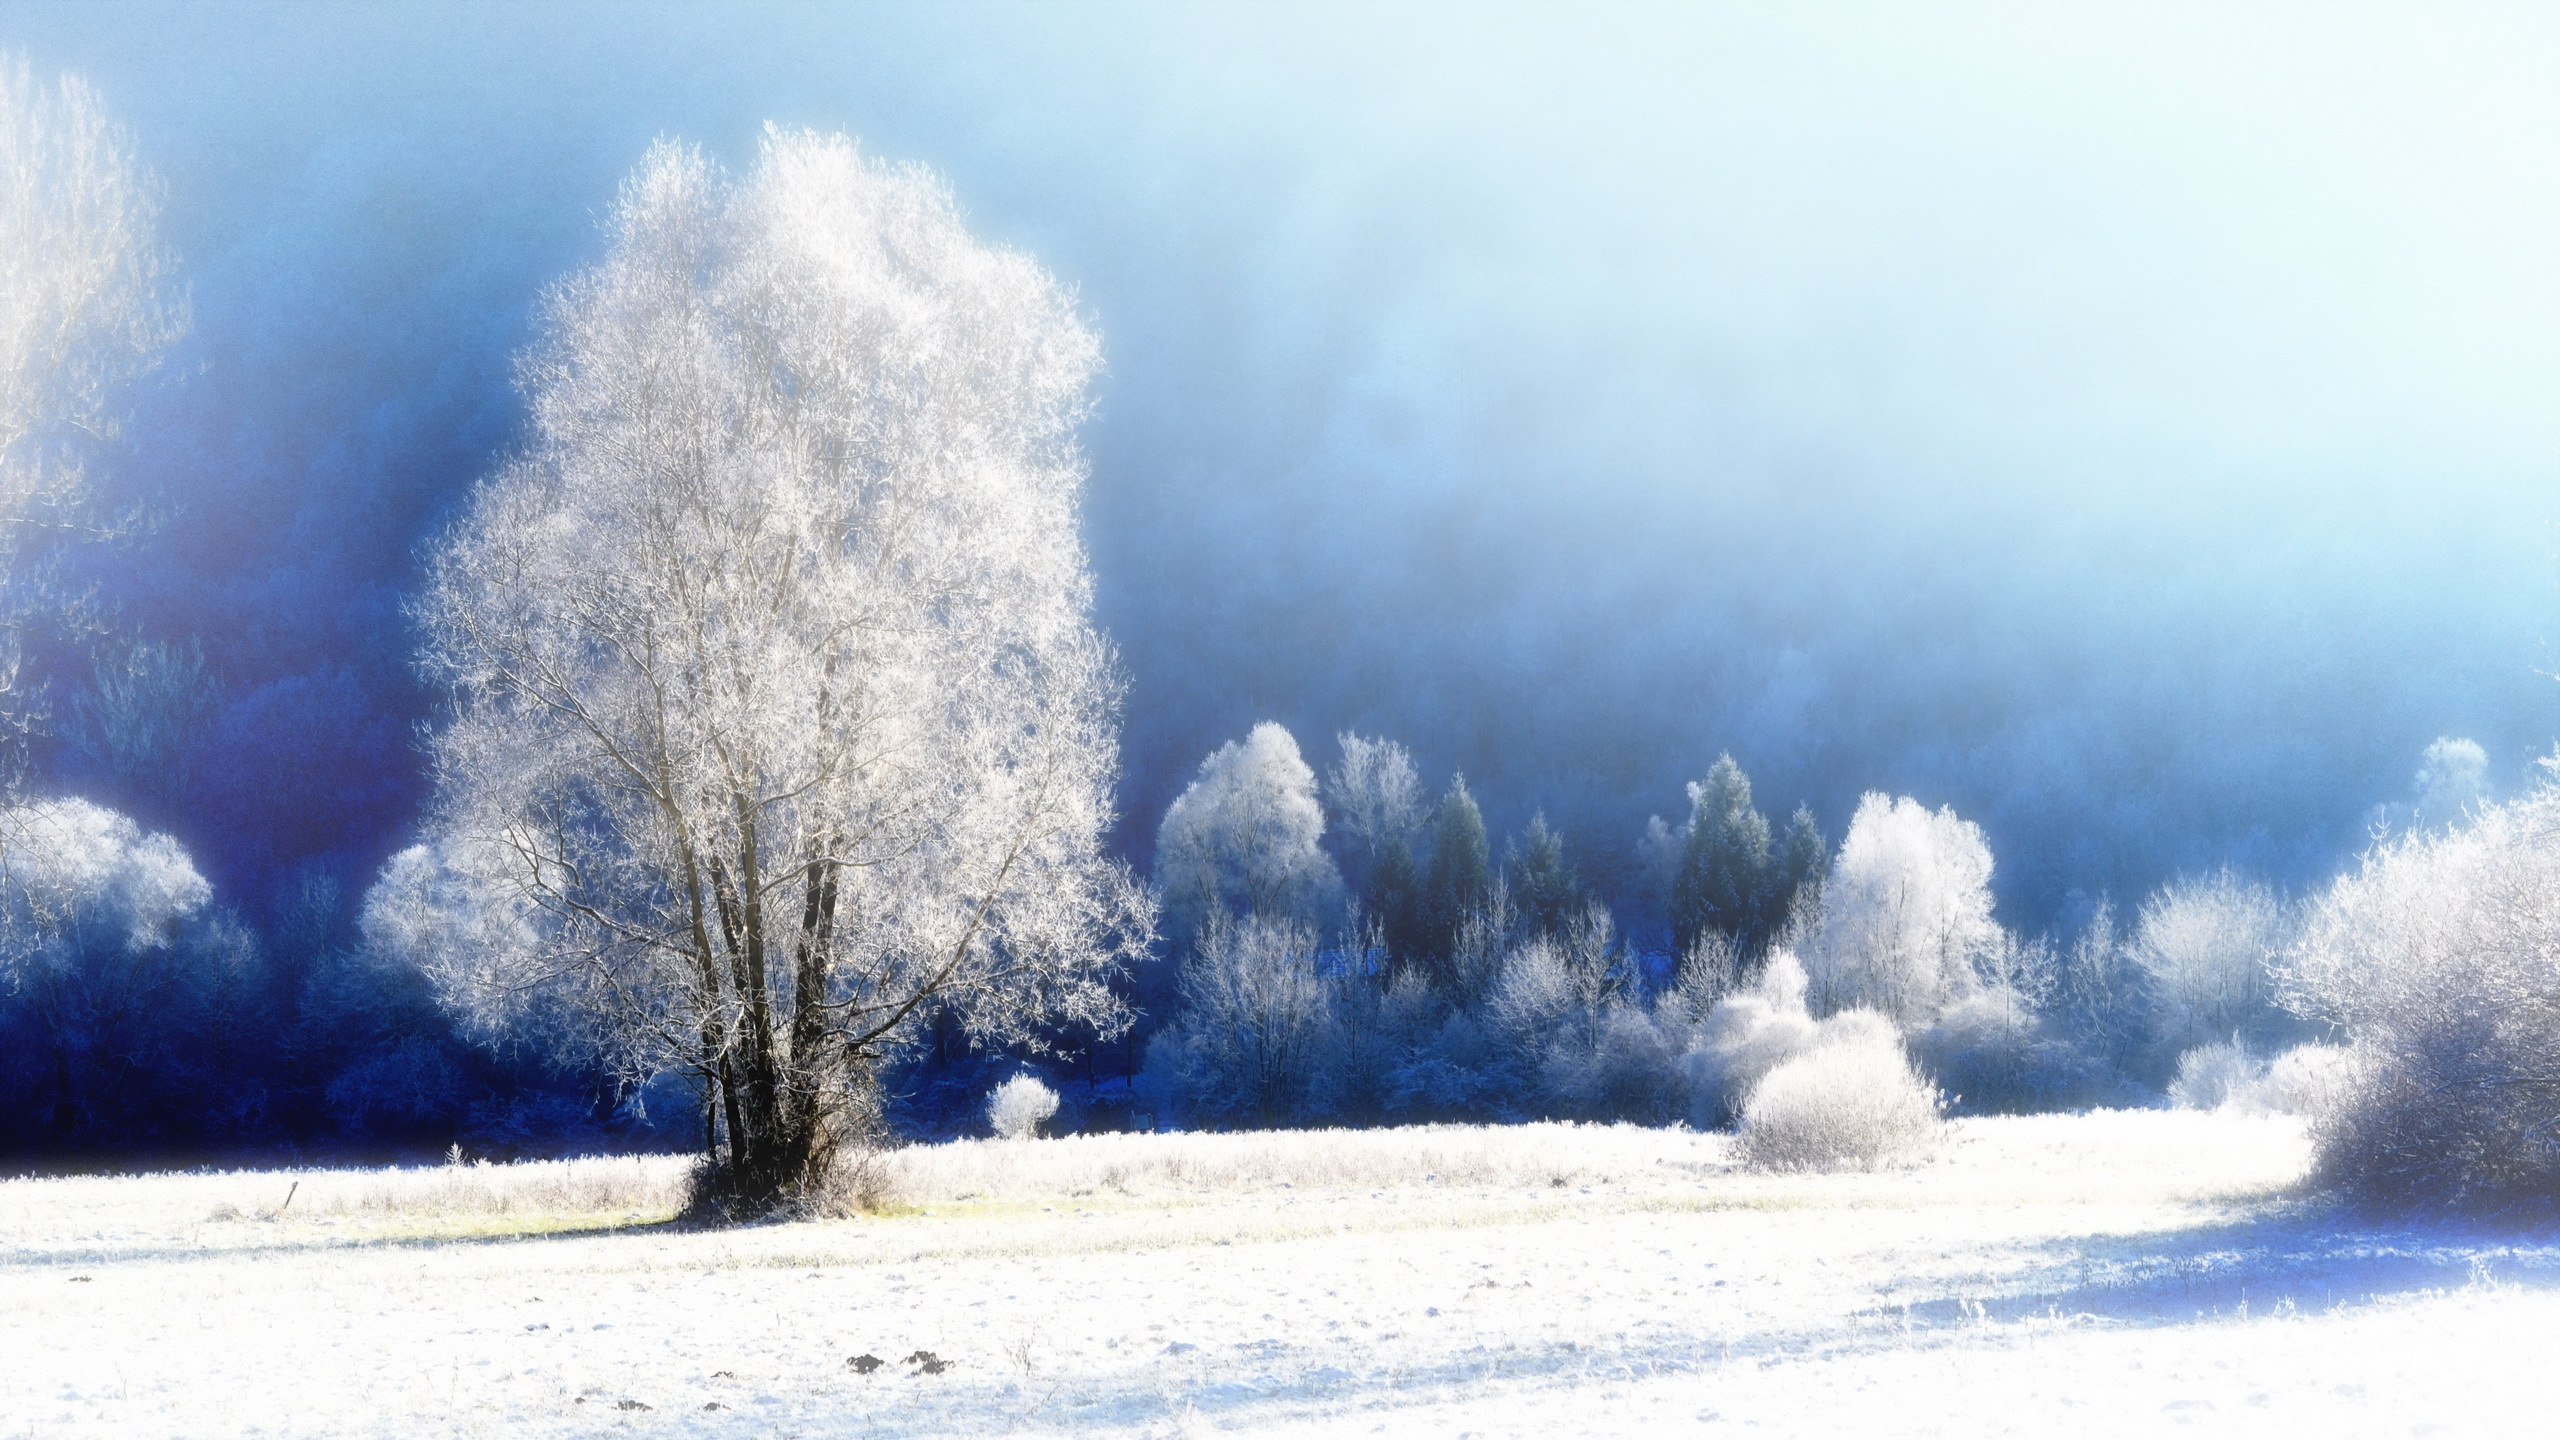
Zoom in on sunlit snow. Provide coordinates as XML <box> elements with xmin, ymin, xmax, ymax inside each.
<box><xmin>7</xmin><ymin>1112</ymin><xmax>2550</xmax><ymax>1436</ymax></box>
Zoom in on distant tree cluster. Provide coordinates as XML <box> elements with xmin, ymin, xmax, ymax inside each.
<box><xmin>1138</xmin><ymin>723</ymin><xmax>2362</xmax><ymax>1148</ymax></box>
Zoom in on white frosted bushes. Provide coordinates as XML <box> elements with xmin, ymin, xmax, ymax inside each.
<box><xmin>987</xmin><ymin>1075</ymin><xmax>1061</xmax><ymax>1141</ymax></box>
<box><xmin>1733</xmin><ymin>1012</ymin><xmax>1943</xmax><ymax>1172</ymax></box>
<box><xmin>2165</xmin><ymin>1040</ymin><xmax>2351</xmax><ymax>1115</ymax></box>
<box><xmin>1680</xmin><ymin>950</ymin><xmax>1821</xmax><ymax>1126</ymax></box>
<box><xmin>2285</xmin><ymin>770</ymin><xmax>2560</xmax><ymax>1215</ymax></box>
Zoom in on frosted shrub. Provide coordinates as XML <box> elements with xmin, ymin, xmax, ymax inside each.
<box><xmin>2166</xmin><ymin>1039</ymin><xmax>2263</xmax><ymax>1111</ymax></box>
<box><xmin>2284</xmin><ymin>770</ymin><xmax>2560</xmax><ymax>1215</ymax></box>
<box><xmin>1541</xmin><ymin>1003</ymin><xmax>1683</xmax><ymax>1123</ymax></box>
<box><xmin>1733</xmin><ymin>1012</ymin><xmax>1942</xmax><ymax>1172</ymax></box>
<box><xmin>1382</xmin><ymin>1009</ymin><xmax>1509</xmax><ymax>1119</ymax></box>
<box><xmin>987</xmin><ymin>1074</ymin><xmax>1060</xmax><ymax>1140</ymax></box>
<box><xmin>2258</xmin><ymin>1043</ymin><xmax>2353</xmax><ymax>1116</ymax></box>
<box><xmin>1480</xmin><ymin>904</ymin><xmax>1670</xmax><ymax>1121</ymax></box>
<box><xmin>2167</xmin><ymin>1041</ymin><xmax>2353</xmax><ymax>1116</ymax></box>
<box><xmin>1680</xmin><ymin>949</ymin><xmax>1820</xmax><ymax>1127</ymax></box>
<box><xmin>0</xmin><ymin>798</ymin><xmax>210</xmax><ymax>950</ymax></box>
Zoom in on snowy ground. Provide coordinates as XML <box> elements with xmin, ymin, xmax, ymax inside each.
<box><xmin>5</xmin><ymin>1112</ymin><xmax>2555</xmax><ymax>1437</ymax></box>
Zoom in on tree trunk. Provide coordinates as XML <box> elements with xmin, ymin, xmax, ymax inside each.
<box><xmin>691</xmin><ymin>848</ymin><xmax>861</xmax><ymax>1218</ymax></box>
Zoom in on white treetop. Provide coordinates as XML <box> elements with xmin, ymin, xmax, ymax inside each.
<box><xmin>2129</xmin><ymin>868</ymin><xmax>2286</xmax><ymax>1049</ymax></box>
<box><xmin>0</xmin><ymin>797</ymin><xmax>207</xmax><ymax>969</ymax></box>
<box><xmin>1324</xmin><ymin>731</ymin><xmax>1422</xmax><ymax>865</ymax></box>
<box><xmin>1800</xmin><ymin>792</ymin><xmax>2000</xmax><ymax>1024</ymax></box>
<box><xmin>403</xmin><ymin>129</ymin><xmax>1147</xmax><ymax>1208</ymax></box>
<box><xmin>1155</xmin><ymin>721</ymin><xmax>1343</xmax><ymax>939</ymax></box>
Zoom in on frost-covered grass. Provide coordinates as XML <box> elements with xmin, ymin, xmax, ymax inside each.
<box><xmin>0</xmin><ymin>1153</ymin><xmax>693</xmax><ymax>1250</ymax></box>
<box><xmin>873</xmin><ymin>1120</ymin><xmax>1725</xmax><ymax>1206</ymax></box>
<box><xmin>6</xmin><ymin>1111</ymin><xmax>2555</xmax><ymax>1436</ymax></box>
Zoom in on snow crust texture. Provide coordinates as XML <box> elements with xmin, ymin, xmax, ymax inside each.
<box><xmin>5</xmin><ymin>1112</ymin><xmax>2555</xmax><ymax>1437</ymax></box>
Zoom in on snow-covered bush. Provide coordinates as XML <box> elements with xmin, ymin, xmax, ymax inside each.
<box><xmin>1799</xmin><ymin>793</ymin><xmax>1999</xmax><ymax>1024</ymax></box>
<box><xmin>1305</xmin><ymin>964</ymin><xmax>1439</xmax><ymax>1121</ymax></box>
<box><xmin>2166</xmin><ymin>1040</ymin><xmax>2352</xmax><ymax>1116</ymax></box>
<box><xmin>1380</xmin><ymin>1008</ymin><xmax>1512</xmax><ymax>1120</ymax></box>
<box><xmin>354</xmin><ymin>839</ymin><xmax>623</xmax><ymax>1094</ymax></box>
<box><xmin>0</xmin><ymin>797</ymin><xmax>210</xmax><ymax>954</ymax></box>
<box><xmin>1679</xmin><ymin>948</ymin><xmax>1821</xmax><ymax>1127</ymax></box>
<box><xmin>2258</xmin><ymin>1043</ymin><xmax>2353</xmax><ymax>1116</ymax></box>
<box><xmin>1480</xmin><ymin>903</ymin><xmax>1681</xmax><ymax>1121</ymax></box>
<box><xmin>1733</xmin><ymin>1011</ymin><xmax>1942</xmax><ymax>1172</ymax></box>
<box><xmin>986</xmin><ymin>1074</ymin><xmax>1060</xmax><ymax>1140</ymax></box>
<box><xmin>1540</xmin><ymin>1003</ymin><xmax>1684</xmax><ymax>1124</ymax></box>
<box><xmin>2284</xmin><ymin>769</ymin><xmax>2560</xmax><ymax>1215</ymax></box>
<box><xmin>2164</xmin><ymin>1039</ymin><xmax>2264</xmax><ymax>1111</ymax></box>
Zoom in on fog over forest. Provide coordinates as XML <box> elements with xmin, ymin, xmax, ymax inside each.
<box><xmin>14</xmin><ymin>0</ymin><xmax>2560</xmax><ymax>939</ymax></box>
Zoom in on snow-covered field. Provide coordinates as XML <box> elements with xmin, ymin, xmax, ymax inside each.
<box><xmin>5</xmin><ymin>1112</ymin><xmax>2555</xmax><ymax>1437</ymax></box>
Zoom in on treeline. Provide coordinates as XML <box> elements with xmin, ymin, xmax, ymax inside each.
<box><xmin>0</xmin><ymin>801</ymin><xmax>657</xmax><ymax>1165</ymax></box>
<box><xmin>1134</xmin><ymin>723</ymin><xmax>2348</xmax><ymax>1132</ymax></box>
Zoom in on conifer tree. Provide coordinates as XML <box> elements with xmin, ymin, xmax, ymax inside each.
<box><xmin>1506</xmin><ymin>811</ymin><xmax>1577</xmax><ymax>938</ymax></box>
<box><xmin>1419</xmin><ymin>775</ymin><xmax>1492</xmax><ymax>990</ymax></box>
<box><xmin>1771</xmin><ymin>804</ymin><xmax>1829</xmax><ymax>936</ymax></box>
<box><xmin>1370</xmin><ymin>836</ymin><xmax>1431</xmax><ymax>980</ymax></box>
<box><xmin>1670</xmin><ymin>754</ymin><xmax>1774</xmax><ymax>957</ymax></box>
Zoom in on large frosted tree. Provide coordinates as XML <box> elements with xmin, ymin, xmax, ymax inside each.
<box><xmin>405</xmin><ymin>130</ymin><xmax>1147</xmax><ymax>1213</ymax></box>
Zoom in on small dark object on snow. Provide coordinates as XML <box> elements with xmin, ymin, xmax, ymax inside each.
<box><xmin>69</xmin><ymin>1276</ymin><xmax>90</xmax><ymax>1283</ymax></box>
<box><xmin>615</xmin><ymin>1399</ymin><xmax>651</xmax><ymax>1411</ymax></box>
<box><xmin>904</xmin><ymin>1350</ymin><xmax>950</xmax><ymax>1375</ymax></box>
<box><xmin>847</xmin><ymin>1354</ymin><xmax>884</xmax><ymax>1374</ymax></box>
<box><xmin>703</xmin><ymin>1402</ymin><xmax>726</xmax><ymax>1411</ymax></box>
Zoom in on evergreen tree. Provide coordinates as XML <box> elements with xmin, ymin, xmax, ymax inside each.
<box><xmin>1670</xmin><ymin>754</ymin><xmax>1774</xmax><ymax>958</ymax></box>
<box><xmin>1773</xmin><ymin>804</ymin><xmax>1829</xmax><ymax>935</ymax></box>
<box><xmin>1370</xmin><ymin>836</ymin><xmax>1432</xmax><ymax>980</ymax></box>
<box><xmin>1420</xmin><ymin>775</ymin><xmax>1492</xmax><ymax>990</ymax></box>
<box><xmin>1506</xmin><ymin>811</ymin><xmax>1577</xmax><ymax>938</ymax></box>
